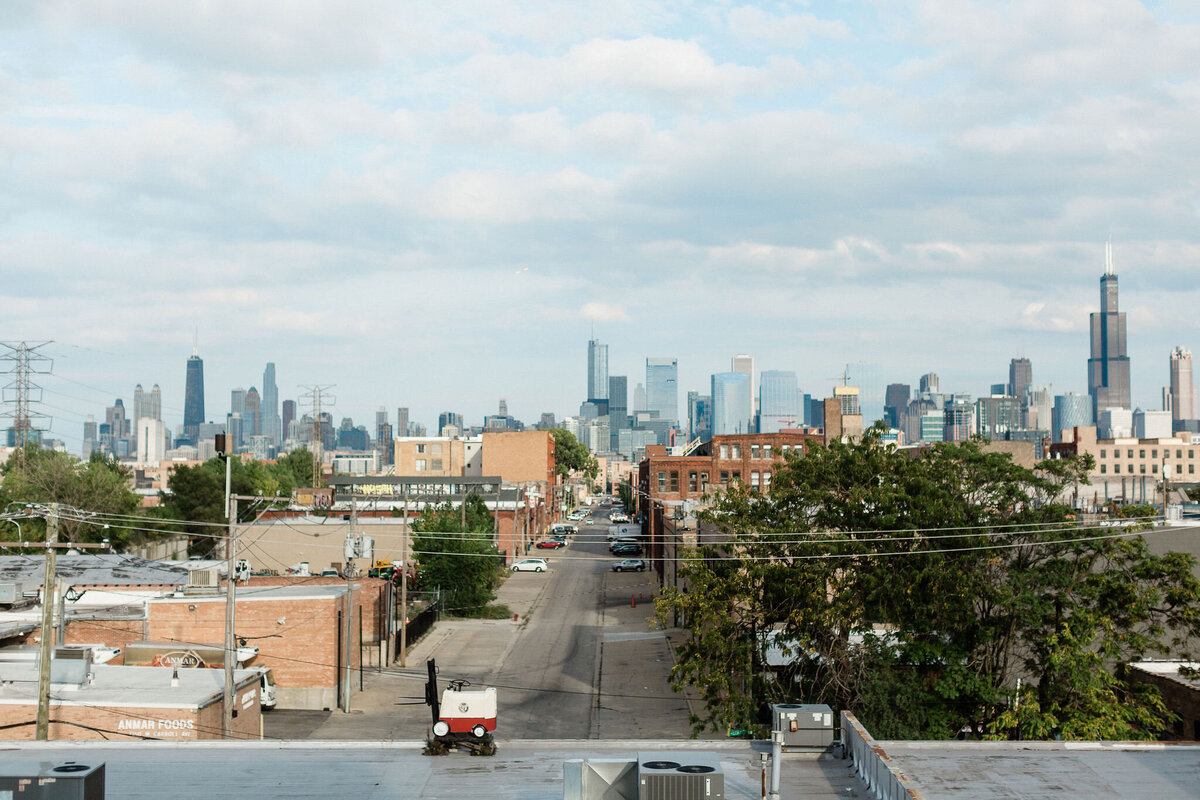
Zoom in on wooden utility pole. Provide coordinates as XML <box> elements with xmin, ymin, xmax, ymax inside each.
<box><xmin>343</xmin><ymin>497</ymin><xmax>356</xmax><ymax>712</ymax></box>
<box><xmin>36</xmin><ymin>503</ymin><xmax>58</xmax><ymax>740</ymax></box>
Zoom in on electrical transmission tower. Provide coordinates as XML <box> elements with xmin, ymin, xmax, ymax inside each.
<box><xmin>299</xmin><ymin>384</ymin><xmax>335</xmax><ymax>488</ymax></box>
<box><xmin>0</xmin><ymin>342</ymin><xmax>53</xmax><ymax>472</ymax></box>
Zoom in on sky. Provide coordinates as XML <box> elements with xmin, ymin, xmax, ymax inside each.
<box><xmin>3</xmin><ymin>1</ymin><xmax>1200</xmax><ymax>449</ymax></box>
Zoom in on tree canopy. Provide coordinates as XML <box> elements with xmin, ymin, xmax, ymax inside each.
<box><xmin>0</xmin><ymin>447</ymin><xmax>141</xmax><ymax>547</ymax></box>
<box><xmin>407</xmin><ymin>494</ymin><xmax>502</xmax><ymax>616</ymax></box>
<box><xmin>551</xmin><ymin>428</ymin><xmax>599</xmax><ymax>482</ymax></box>
<box><xmin>656</xmin><ymin>430</ymin><xmax>1199</xmax><ymax>741</ymax></box>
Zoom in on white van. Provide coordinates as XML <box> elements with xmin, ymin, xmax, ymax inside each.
<box><xmin>256</xmin><ymin>666</ymin><xmax>277</xmax><ymax>709</ymax></box>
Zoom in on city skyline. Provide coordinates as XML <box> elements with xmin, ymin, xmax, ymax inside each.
<box><xmin>5</xmin><ymin>4</ymin><xmax>1200</xmax><ymax>447</ymax></box>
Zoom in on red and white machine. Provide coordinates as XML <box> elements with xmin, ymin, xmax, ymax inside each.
<box><xmin>426</xmin><ymin>659</ymin><xmax>497</xmax><ymax>742</ymax></box>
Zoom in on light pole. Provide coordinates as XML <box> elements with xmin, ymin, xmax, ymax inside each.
<box><xmin>1162</xmin><ymin>462</ymin><xmax>1172</xmax><ymax>523</ymax></box>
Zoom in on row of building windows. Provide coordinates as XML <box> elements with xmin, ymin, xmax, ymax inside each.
<box><xmin>1100</xmin><ymin>463</ymin><xmax>1195</xmax><ymax>475</ymax></box>
<box><xmin>716</xmin><ymin>443</ymin><xmax>800</xmax><ymax>460</ymax></box>
<box><xmin>413</xmin><ymin>443</ymin><xmax>445</xmax><ymax>455</ymax></box>
<box><xmin>413</xmin><ymin>459</ymin><xmax>444</xmax><ymax>472</ymax></box>
<box><xmin>657</xmin><ymin>469</ymin><xmax>773</xmax><ymax>492</ymax></box>
<box><xmin>1099</xmin><ymin>448</ymin><xmax>1195</xmax><ymax>460</ymax></box>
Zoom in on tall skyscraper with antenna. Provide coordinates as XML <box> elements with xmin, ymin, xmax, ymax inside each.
<box><xmin>1087</xmin><ymin>240</ymin><xmax>1131</xmax><ymax>418</ymax></box>
<box><xmin>261</xmin><ymin>362</ymin><xmax>281</xmax><ymax>446</ymax></box>
<box><xmin>183</xmin><ymin>340</ymin><xmax>205</xmax><ymax>445</ymax></box>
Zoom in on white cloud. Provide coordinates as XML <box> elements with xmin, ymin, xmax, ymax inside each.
<box><xmin>578</xmin><ymin>302</ymin><xmax>631</xmax><ymax>323</ymax></box>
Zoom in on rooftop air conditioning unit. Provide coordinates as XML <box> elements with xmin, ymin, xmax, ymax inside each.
<box><xmin>563</xmin><ymin>758</ymin><xmax>636</xmax><ymax>800</ymax></box>
<box><xmin>637</xmin><ymin>752</ymin><xmax>724</xmax><ymax>800</ymax></box>
<box><xmin>0</xmin><ymin>761</ymin><xmax>104</xmax><ymax>799</ymax></box>
<box><xmin>772</xmin><ymin>703</ymin><xmax>834</xmax><ymax>748</ymax></box>
<box><xmin>188</xmin><ymin>569</ymin><xmax>218</xmax><ymax>589</ymax></box>
<box><xmin>0</xmin><ymin>583</ymin><xmax>23</xmax><ymax>604</ymax></box>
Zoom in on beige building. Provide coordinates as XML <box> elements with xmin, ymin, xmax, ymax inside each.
<box><xmin>1052</xmin><ymin>426</ymin><xmax>1199</xmax><ymax>505</ymax></box>
<box><xmin>394</xmin><ymin>437</ymin><xmax>467</xmax><ymax>476</ymax></box>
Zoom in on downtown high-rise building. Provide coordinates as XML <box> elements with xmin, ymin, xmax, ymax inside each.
<box><xmin>1087</xmin><ymin>241</ymin><xmax>1131</xmax><ymax>419</ymax></box>
<box><xmin>711</xmin><ymin>372</ymin><xmax>751</xmax><ymax>435</ymax></box>
<box><xmin>245</xmin><ymin>387</ymin><xmax>261</xmax><ymax>439</ymax></box>
<box><xmin>282</xmin><ymin>399</ymin><xmax>296</xmax><ymax>442</ymax></box>
<box><xmin>645</xmin><ymin>358</ymin><xmax>678</xmax><ymax>425</ymax></box>
<box><xmin>758</xmin><ymin>370</ymin><xmax>800</xmax><ymax>433</ymax></box>
<box><xmin>884</xmin><ymin>383</ymin><xmax>910</xmax><ymax>430</ymax></box>
<box><xmin>919</xmin><ymin>373</ymin><xmax>940</xmax><ymax>395</ymax></box>
<box><xmin>1169</xmin><ymin>346</ymin><xmax>1198</xmax><ymax>424</ymax></box>
<box><xmin>1009</xmin><ymin>357</ymin><xmax>1032</xmax><ymax>402</ymax></box>
<box><xmin>397</xmin><ymin>407</ymin><xmax>410</xmax><ymax>438</ymax></box>
<box><xmin>587</xmin><ymin>339</ymin><xmax>609</xmax><ymax>404</ymax></box>
<box><xmin>261</xmin><ymin>363</ymin><xmax>281</xmax><ymax>446</ymax></box>
<box><xmin>731</xmin><ymin>354</ymin><xmax>755</xmax><ymax>415</ymax></box>
<box><xmin>1053</xmin><ymin>392</ymin><xmax>1094</xmax><ymax>444</ymax></box>
<box><xmin>183</xmin><ymin>346</ymin><xmax>205</xmax><ymax>444</ymax></box>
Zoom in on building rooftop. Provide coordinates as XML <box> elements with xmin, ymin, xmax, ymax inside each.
<box><xmin>876</xmin><ymin>739</ymin><xmax>1200</xmax><ymax>799</ymax></box>
<box><xmin>0</xmin><ymin>555</ymin><xmax>188</xmax><ymax>588</ymax></box>
<box><xmin>153</xmin><ymin>583</ymin><xmax>351</xmax><ymax>603</ymax></box>
<box><xmin>0</xmin><ymin>740</ymin><xmax>863</xmax><ymax>799</ymax></box>
<box><xmin>0</xmin><ymin>664</ymin><xmax>258</xmax><ymax>709</ymax></box>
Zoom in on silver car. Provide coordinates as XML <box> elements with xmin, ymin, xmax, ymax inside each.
<box><xmin>511</xmin><ymin>558</ymin><xmax>549</xmax><ymax>573</ymax></box>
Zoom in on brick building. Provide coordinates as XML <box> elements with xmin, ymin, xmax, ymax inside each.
<box><xmin>482</xmin><ymin>430</ymin><xmax>556</xmax><ymax>486</ymax></box>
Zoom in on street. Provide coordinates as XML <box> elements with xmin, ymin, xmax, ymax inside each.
<box><xmin>266</xmin><ymin>503</ymin><xmax>700</xmax><ymax>741</ymax></box>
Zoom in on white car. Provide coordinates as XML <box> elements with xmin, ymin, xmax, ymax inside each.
<box><xmin>511</xmin><ymin>558</ymin><xmax>549</xmax><ymax>573</ymax></box>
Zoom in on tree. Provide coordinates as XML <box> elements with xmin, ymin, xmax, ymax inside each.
<box><xmin>655</xmin><ymin>429</ymin><xmax>1199</xmax><ymax>740</ymax></box>
<box><xmin>551</xmin><ymin>428</ymin><xmax>599</xmax><ymax>482</ymax></box>
<box><xmin>408</xmin><ymin>494</ymin><xmax>502</xmax><ymax>616</ymax></box>
<box><xmin>0</xmin><ymin>447</ymin><xmax>141</xmax><ymax>547</ymax></box>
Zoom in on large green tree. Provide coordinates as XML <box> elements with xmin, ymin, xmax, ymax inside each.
<box><xmin>0</xmin><ymin>447</ymin><xmax>141</xmax><ymax>547</ymax></box>
<box><xmin>408</xmin><ymin>494</ymin><xmax>502</xmax><ymax>616</ymax></box>
<box><xmin>656</xmin><ymin>430</ymin><xmax>1199</xmax><ymax>740</ymax></box>
<box><xmin>551</xmin><ymin>428</ymin><xmax>599</xmax><ymax>482</ymax></box>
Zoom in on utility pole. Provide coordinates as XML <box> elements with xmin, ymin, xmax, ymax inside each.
<box><xmin>36</xmin><ymin>503</ymin><xmax>58</xmax><ymax>740</ymax></box>
<box><xmin>400</xmin><ymin>485</ymin><xmax>409</xmax><ymax>668</ymax></box>
<box><xmin>343</xmin><ymin>497</ymin><xmax>357</xmax><ymax>712</ymax></box>
<box><xmin>223</xmin><ymin>493</ymin><xmax>237</xmax><ymax>740</ymax></box>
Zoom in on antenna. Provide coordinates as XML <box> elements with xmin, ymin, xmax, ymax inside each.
<box><xmin>192</xmin><ymin>328</ymin><xmax>199</xmax><ymax>357</ymax></box>
<box><xmin>1105</xmin><ymin>236</ymin><xmax>1114</xmax><ymax>276</ymax></box>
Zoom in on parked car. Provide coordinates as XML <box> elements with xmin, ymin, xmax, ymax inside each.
<box><xmin>609</xmin><ymin>537</ymin><xmax>639</xmax><ymax>552</ymax></box>
<box><xmin>611</xmin><ymin>559</ymin><xmax>646</xmax><ymax>572</ymax></box>
<box><xmin>511</xmin><ymin>558</ymin><xmax>549</xmax><ymax>573</ymax></box>
<box><xmin>535</xmin><ymin>539</ymin><xmax>565</xmax><ymax>549</ymax></box>
<box><xmin>611</xmin><ymin>543</ymin><xmax>642</xmax><ymax>556</ymax></box>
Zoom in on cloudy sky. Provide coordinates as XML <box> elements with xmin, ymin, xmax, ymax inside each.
<box><xmin>3</xmin><ymin>1</ymin><xmax>1200</xmax><ymax>447</ymax></box>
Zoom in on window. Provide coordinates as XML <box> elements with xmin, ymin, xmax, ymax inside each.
<box><xmin>731</xmin><ymin>444</ymin><xmax>741</xmax><ymax>459</ymax></box>
<box><xmin>1113</xmin><ymin>464</ymin><xmax>1120</xmax><ymax>474</ymax></box>
<box><xmin>1152</xmin><ymin>463</ymin><xmax>1158</xmax><ymax>474</ymax></box>
<box><xmin>751</xmin><ymin>445</ymin><xmax>760</xmax><ymax>459</ymax></box>
<box><xmin>731</xmin><ymin>471</ymin><xmax>741</xmax><ymax>482</ymax></box>
<box><xmin>415</xmin><ymin>459</ymin><xmax>427</xmax><ymax>472</ymax></box>
<box><xmin>764</xmin><ymin>444</ymin><xmax>773</xmax><ymax>458</ymax></box>
<box><xmin>750</xmin><ymin>471</ymin><xmax>760</xmax><ymax>487</ymax></box>
<box><xmin>688</xmin><ymin>472</ymin><xmax>698</xmax><ymax>492</ymax></box>
<box><xmin>1140</xmin><ymin>464</ymin><xmax>1146</xmax><ymax>474</ymax></box>
<box><xmin>700</xmin><ymin>471</ymin><xmax>709</xmax><ymax>490</ymax></box>
<box><xmin>719</xmin><ymin>444</ymin><xmax>729</xmax><ymax>459</ymax></box>
<box><xmin>416</xmin><ymin>443</ymin><xmax>427</xmax><ymax>454</ymax></box>
<box><xmin>1100</xmin><ymin>449</ymin><xmax>1106</xmax><ymax>458</ymax></box>
<box><xmin>1191</xmin><ymin>450</ymin><xmax>1196</xmax><ymax>459</ymax></box>
<box><xmin>1100</xmin><ymin>464</ymin><xmax>1107</xmax><ymax>474</ymax></box>
<box><xmin>720</xmin><ymin>470</ymin><xmax>729</xmax><ymax>483</ymax></box>
<box><xmin>432</xmin><ymin>443</ymin><xmax>443</xmax><ymax>455</ymax></box>
<box><xmin>431</xmin><ymin>459</ymin><xmax>443</xmax><ymax>471</ymax></box>
<box><xmin>657</xmin><ymin>472</ymin><xmax>666</xmax><ymax>491</ymax></box>
<box><xmin>1190</xmin><ymin>464</ymin><xmax>1195</xmax><ymax>475</ymax></box>
<box><xmin>1128</xmin><ymin>449</ymin><xmax>1134</xmax><ymax>458</ymax></box>
<box><xmin>781</xmin><ymin>444</ymin><xmax>790</xmax><ymax>453</ymax></box>
<box><xmin>1152</xmin><ymin>449</ymin><xmax>1158</xmax><ymax>459</ymax></box>
<box><xmin>763</xmin><ymin>471</ymin><xmax>772</xmax><ymax>488</ymax></box>
<box><xmin>1139</xmin><ymin>449</ymin><xmax>1145</xmax><ymax>459</ymax></box>
<box><xmin>1178</xmin><ymin>450</ymin><xmax>1184</xmax><ymax>459</ymax></box>
<box><xmin>669</xmin><ymin>471</ymin><xmax>679</xmax><ymax>492</ymax></box>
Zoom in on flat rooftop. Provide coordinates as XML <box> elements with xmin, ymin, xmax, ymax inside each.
<box><xmin>0</xmin><ymin>740</ymin><xmax>865</xmax><ymax>799</ymax></box>
<box><xmin>878</xmin><ymin>739</ymin><xmax>1200</xmax><ymax>799</ymax></box>
<box><xmin>0</xmin><ymin>664</ymin><xmax>257</xmax><ymax>709</ymax></box>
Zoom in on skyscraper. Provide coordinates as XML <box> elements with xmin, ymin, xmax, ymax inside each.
<box><xmin>587</xmin><ymin>339</ymin><xmax>609</xmax><ymax>403</ymax></box>
<box><xmin>1088</xmin><ymin>241</ymin><xmax>1131</xmax><ymax>418</ymax></box>
<box><xmin>731</xmin><ymin>354</ymin><xmax>755</xmax><ymax>416</ymax></box>
<box><xmin>608</xmin><ymin>375</ymin><xmax>629</xmax><ymax>450</ymax></box>
<box><xmin>687</xmin><ymin>391</ymin><xmax>712</xmax><ymax>442</ymax></box>
<box><xmin>919</xmin><ymin>373</ymin><xmax>940</xmax><ymax>395</ymax></box>
<box><xmin>884</xmin><ymin>383</ymin><xmax>910</xmax><ymax>430</ymax></box>
<box><xmin>1170</xmin><ymin>346</ymin><xmax>1198</xmax><ymax>424</ymax></box>
<box><xmin>282</xmin><ymin>399</ymin><xmax>296</xmax><ymax>443</ymax></box>
<box><xmin>632</xmin><ymin>383</ymin><xmax>646</xmax><ymax>414</ymax></box>
<box><xmin>758</xmin><ymin>370</ymin><xmax>800</xmax><ymax>433</ymax></box>
<box><xmin>397</xmin><ymin>407</ymin><xmax>410</xmax><ymax>437</ymax></box>
<box><xmin>645</xmin><ymin>358</ymin><xmax>678</xmax><ymax>425</ymax></box>
<box><xmin>183</xmin><ymin>345</ymin><xmax>205</xmax><ymax>444</ymax></box>
<box><xmin>262</xmin><ymin>363</ymin><xmax>281</xmax><ymax>446</ymax></box>
<box><xmin>711</xmin><ymin>372</ymin><xmax>751</xmax><ymax>435</ymax></box>
<box><xmin>1053</xmin><ymin>392</ymin><xmax>1094</xmax><ymax>444</ymax></box>
<box><xmin>1009</xmin><ymin>358</ymin><xmax>1032</xmax><ymax>403</ymax></box>
<box><xmin>245</xmin><ymin>387</ymin><xmax>261</xmax><ymax>439</ymax></box>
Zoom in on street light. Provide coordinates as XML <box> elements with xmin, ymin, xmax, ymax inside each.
<box><xmin>1162</xmin><ymin>462</ymin><xmax>1172</xmax><ymax>523</ymax></box>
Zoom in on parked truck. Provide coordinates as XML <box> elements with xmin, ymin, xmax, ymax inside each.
<box><xmin>122</xmin><ymin>640</ymin><xmax>276</xmax><ymax>709</ymax></box>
